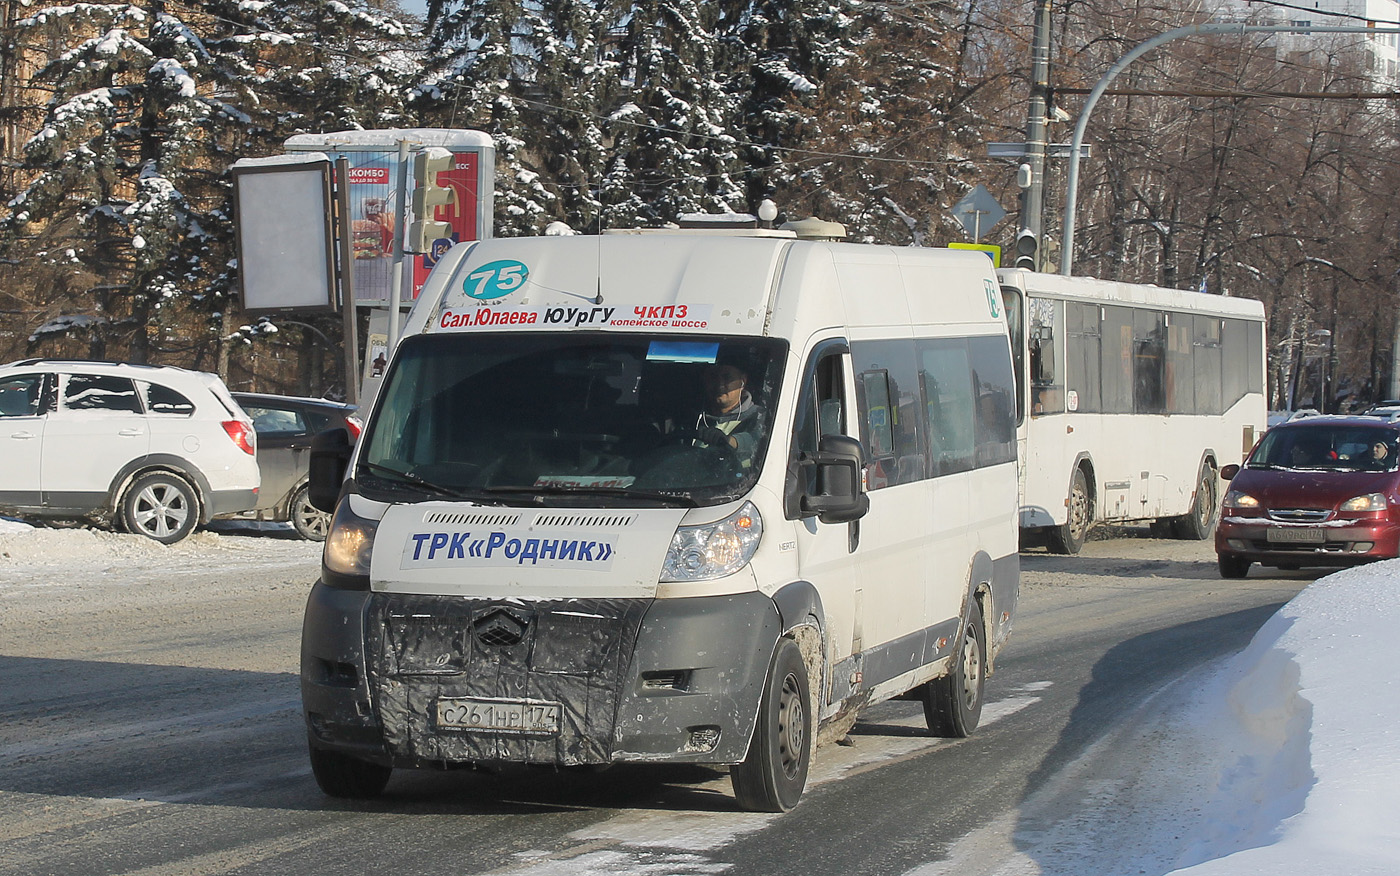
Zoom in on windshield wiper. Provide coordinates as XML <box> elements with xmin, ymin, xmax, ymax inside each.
<box><xmin>477</xmin><ymin>484</ymin><xmax>697</xmax><ymax>507</ymax></box>
<box><xmin>359</xmin><ymin>462</ymin><xmax>510</xmax><ymax>505</ymax></box>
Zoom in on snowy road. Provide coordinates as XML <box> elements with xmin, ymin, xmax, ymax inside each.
<box><xmin>0</xmin><ymin>523</ymin><xmax>1315</xmax><ymax>876</ymax></box>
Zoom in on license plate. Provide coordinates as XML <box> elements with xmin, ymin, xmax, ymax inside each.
<box><xmin>1266</xmin><ymin>527</ymin><xmax>1327</xmax><ymax>544</ymax></box>
<box><xmin>435</xmin><ymin>696</ymin><xmax>561</xmax><ymax>734</ymax></box>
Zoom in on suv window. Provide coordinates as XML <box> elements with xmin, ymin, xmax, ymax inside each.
<box><xmin>62</xmin><ymin>374</ymin><xmax>142</xmax><ymax>413</ymax></box>
<box><xmin>146</xmin><ymin>382</ymin><xmax>196</xmax><ymax>416</ymax></box>
<box><xmin>0</xmin><ymin>375</ymin><xmax>43</xmax><ymax>417</ymax></box>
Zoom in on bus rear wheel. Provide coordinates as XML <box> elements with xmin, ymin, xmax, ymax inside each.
<box><xmin>1171</xmin><ymin>463</ymin><xmax>1218</xmax><ymax>540</ymax></box>
<box><xmin>1047</xmin><ymin>469</ymin><xmax>1090</xmax><ymax>554</ymax></box>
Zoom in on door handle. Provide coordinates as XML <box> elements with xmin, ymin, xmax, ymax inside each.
<box><xmin>118</xmin><ymin>429</ymin><xmax>144</xmax><ymax>437</ymax></box>
<box><xmin>9</xmin><ymin>431</ymin><xmax>36</xmax><ymax>439</ymax></box>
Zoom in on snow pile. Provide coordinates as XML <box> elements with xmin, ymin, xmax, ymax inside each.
<box><xmin>1168</xmin><ymin>560</ymin><xmax>1400</xmax><ymax>875</ymax></box>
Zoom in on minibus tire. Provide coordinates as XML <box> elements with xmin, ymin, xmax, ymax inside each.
<box><xmin>923</xmin><ymin>601</ymin><xmax>986</xmax><ymax>738</ymax></box>
<box><xmin>731</xmin><ymin>638</ymin><xmax>811</xmax><ymax>812</ymax></box>
<box><xmin>1047</xmin><ymin>469</ymin><xmax>1090</xmax><ymax>554</ymax></box>
<box><xmin>308</xmin><ymin>742</ymin><xmax>392</xmax><ymax>799</ymax></box>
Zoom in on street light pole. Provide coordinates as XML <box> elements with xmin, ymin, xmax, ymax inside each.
<box><xmin>1017</xmin><ymin>0</ymin><xmax>1054</xmax><ymax>270</ymax></box>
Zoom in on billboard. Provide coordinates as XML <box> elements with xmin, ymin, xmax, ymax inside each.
<box><xmin>231</xmin><ymin>154</ymin><xmax>338</xmax><ymax>314</ymax></box>
<box><xmin>284</xmin><ymin>129</ymin><xmax>495</xmax><ymax>307</ymax></box>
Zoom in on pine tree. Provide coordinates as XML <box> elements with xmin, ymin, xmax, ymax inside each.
<box><xmin>0</xmin><ymin>0</ymin><xmax>411</xmax><ymax>366</ymax></box>
<box><xmin>416</xmin><ymin>0</ymin><xmax>563</xmax><ymax>235</ymax></box>
<box><xmin>601</xmin><ymin>0</ymin><xmax>745</xmax><ymax>226</ymax></box>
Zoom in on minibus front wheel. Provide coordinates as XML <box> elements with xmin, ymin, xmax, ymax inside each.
<box><xmin>308</xmin><ymin>740</ymin><xmax>392</xmax><ymax>799</ymax></box>
<box><xmin>731</xmin><ymin>638</ymin><xmax>811</xmax><ymax>812</ymax></box>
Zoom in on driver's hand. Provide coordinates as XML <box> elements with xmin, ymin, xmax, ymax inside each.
<box><xmin>698</xmin><ymin>426</ymin><xmax>732</xmax><ymax>448</ymax></box>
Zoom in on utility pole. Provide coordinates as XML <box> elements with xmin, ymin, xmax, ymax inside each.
<box><xmin>1016</xmin><ymin>0</ymin><xmax>1054</xmax><ymax>271</ymax></box>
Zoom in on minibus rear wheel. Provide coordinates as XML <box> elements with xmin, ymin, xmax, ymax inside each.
<box><xmin>731</xmin><ymin>638</ymin><xmax>811</xmax><ymax>812</ymax></box>
<box><xmin>923</xmin><ymin>601</ymin><xmax>986</xmax><ymax>738</ymax></box>
<box><xmin>308</xmin><ymin>742</ymin><xmax>392</xmax><ymax>798</ymax></box>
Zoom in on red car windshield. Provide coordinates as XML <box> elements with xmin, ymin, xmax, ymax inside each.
<box><xmin>1250</xmin><ymin>425</ymin><xmax>1400</xmax><ymax>472</ymax></box>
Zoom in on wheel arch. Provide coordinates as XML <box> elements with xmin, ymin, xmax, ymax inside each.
<box><xmin>965</xmin><ymin>551</ymin><xmax>997</xmax><ymax>672</ymax></box>
<box><xmin>108</xmin><ymin>455</ymin><xmax>211</xmax><ymax>523</ymax></box>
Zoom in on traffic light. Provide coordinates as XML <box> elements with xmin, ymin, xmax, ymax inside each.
<box><xmin>408</xmin><ymin>148</ymin><xmax>454</xmax><ymax>254</ymax></box>
<box><xmin>1014</xmin><ymin>229</ymin><xmax>1038</xmax><ymax>271</ymax></box>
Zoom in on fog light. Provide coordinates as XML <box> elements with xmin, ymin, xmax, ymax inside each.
<box><xmin>1352</xmin><ymin>542</ymin><xmax>1375</xmax><ymax>552</ymax></box>
<box><xmin>1227</xmin><ymin>539</ymin><xmax>1248</xmax><ymax>550</ymax></box>
<box><xmin>684</xmin><ymin>726</ymin><xmax>721</xmax><ymax>753</ymax></box>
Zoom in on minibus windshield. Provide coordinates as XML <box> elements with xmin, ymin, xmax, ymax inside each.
<box><xmin>359</xmin><ymin>333</ymin><xmax>788</xmax><ymax>506</ymax></box>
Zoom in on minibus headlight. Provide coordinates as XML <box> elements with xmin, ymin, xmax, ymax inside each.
<box><xmin>1223</xmin><ymin>489</ymin><xmax>1259</xmax><ymax>510</ymax></box>
<box><xmin>1339</xmin><ymin>493</ymin><xmax>1388</xmax><ymax>513</ymax></box>
<box><xmin>323</xmin><ymin>499</ymin><xmax>378</xmax><ymax>578</ymax></box>
<box><xmin>661</xmin><ymin>502</ymin><xmax>763</xmax><ymax>582</ymax></box>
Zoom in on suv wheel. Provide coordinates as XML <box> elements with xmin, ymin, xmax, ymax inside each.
<box><xmin>122</xmin><ymin>472</ymin><xmax>200</xmax><ymax>544</ymax></box>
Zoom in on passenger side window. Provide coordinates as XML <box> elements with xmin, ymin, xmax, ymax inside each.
<box><xmin>62</xmin><ymin>374</ymin><xmax>141</xmax><ymax>413</ymax></box>
<box><xmin>853</xmin><ymin>340</ymin><xmax>926</xmax><ymax>489</ymax></box>
<box><xmin>919</xmin><ymin>340</ymin><xmax>976</xmax><ymax>476</ymax></box>
<box><xmin>787</xmin><ymin>345</ymin><xmax>849</xmax><ymax>518</ymax></box>
<box><xmin>0</xmin><ymin>375</ymin><xmax>44</xmax><ymax>417</ymax></box>
<box><xmin>145</xmin><ymin>383</ymin><xmax>196</xmax><ymax>416</ymax></box>
<box><xmin>969</xmin><ymin>336</ymin><xmax>1017</xmax><ymax>467</ymax></box>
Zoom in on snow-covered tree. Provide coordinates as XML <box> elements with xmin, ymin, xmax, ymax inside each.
<box><xmin>0</xmin><ymin>0</ymin><xmax>412</xmax><ymax>364</ymax></box>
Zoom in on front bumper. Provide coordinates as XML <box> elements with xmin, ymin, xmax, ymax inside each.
<box><xmin>1216</xmin><ymin>516</ymin><xmax>1400</xmax><ymax>566</ymax></box>
<box><xmin>300</xmin><ymin>582</ymin><xmax>781</xmax><ymax>769</ymax></box>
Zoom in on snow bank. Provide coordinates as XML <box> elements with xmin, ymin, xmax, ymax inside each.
<box><xmin>1168</xmin><ymin>560</ymin><xmax>1400</xmax><ymax>875</ymax></box>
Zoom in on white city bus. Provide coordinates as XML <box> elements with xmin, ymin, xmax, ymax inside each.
<box><xmin>997</xmin><ymin>269</ymin><xmax>1267</xmax><ymax>553</ymax></box>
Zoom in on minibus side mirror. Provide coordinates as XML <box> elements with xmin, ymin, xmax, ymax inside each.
<box><xmin>308</xmin><ymin>427</ymin><xmax>352</xmax><ymax>513</ymax></box>
<box><xmin>800</xmin><ymin>434</ymin><xmax>870</xmax><ymax>524</ymax></box>
<box><xmin>1220</xmin><ymin>463</ymin><xmax>1240</xmax><ymax>481</ymax></box>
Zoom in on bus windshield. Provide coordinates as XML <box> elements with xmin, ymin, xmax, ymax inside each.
<box><xmin>359</xmin><ymin>333</ymin><xmax>787</xmax><ymax>506</ymax></box>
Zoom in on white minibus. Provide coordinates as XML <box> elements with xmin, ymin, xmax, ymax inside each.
<box><xmin>300</xmin><ymin>229</ymin><xmax>1020</xmax><ymax>811</ymax></box>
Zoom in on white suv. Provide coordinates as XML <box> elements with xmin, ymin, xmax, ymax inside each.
<box><xmin>0</xmin><ymin>359</ymin><xmax>260</xmax><ymax>543</ymax></box>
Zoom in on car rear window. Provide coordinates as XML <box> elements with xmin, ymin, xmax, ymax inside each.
<box><xmin>146</xmin><ymin>383</ymin><xmax>196</xmax><ymax>415</ymax></box>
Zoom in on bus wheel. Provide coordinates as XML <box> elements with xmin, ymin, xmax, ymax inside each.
<box><xmin>923</xmin><ymin>600</ymin><xmax>986</xmax><ymax>737</ymax></box>
<box><xmin>1172</xmin><ymin>463</ymin><xmax>1218</xmax><ymax>540</ymax></box>
<box><xmin>308</xmin><ymin>741</ymin><xmax>392</xmax><ymax>798</ymax></box>
<box><xmin>731</xmin><ymin>638</ymin><xmax>811</xmax><ymax>812</ymax></box>
<box><xmin>1047</xmin><ymin>469</ymin><xmax>1090</xmax><ymax>554</ymax></box>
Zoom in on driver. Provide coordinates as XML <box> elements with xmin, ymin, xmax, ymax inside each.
<box><xmin>695</xmin><ymin>363</ymin><xmax>764</xmax><ymax>468</ymax></box>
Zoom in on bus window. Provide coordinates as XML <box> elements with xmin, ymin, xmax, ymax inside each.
<box><xmin>1028</xmin><ymin>297</ymin><xmax>1064</xmax><ymax>415</ymax></box>
<box><xmin>1101</xmin><ymin>305</ymin><xmax>1134</xmax><ymax>414</ymax></box>
<box><xmin>1066</xmin><ymin>302</ymin><xmax>1101</xmax><ymax>413</ymax></box>
<box><xmin>1133</xmin><ymin>310</ymin><xmax>1167</xmax><ymax>414</ymax></box>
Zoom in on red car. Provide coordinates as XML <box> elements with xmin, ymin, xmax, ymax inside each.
<box><xmin>1216</xmin><ymin>416</ymin><xmax>1400</xmax><ymax>578</ymax></box>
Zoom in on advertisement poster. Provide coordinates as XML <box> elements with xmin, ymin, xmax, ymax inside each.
<box><xmin>345</xmin><ymin>157</ymin><xmax>396</xmax><ymax>306</ymax></box>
